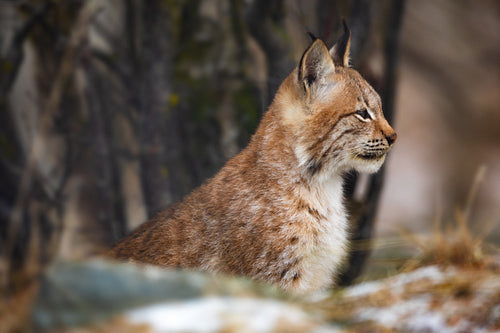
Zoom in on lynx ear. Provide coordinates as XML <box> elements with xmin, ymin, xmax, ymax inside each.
<box><xmin>298</xmin><ymin>38</ymin><xmax>335</xmax><ymax>98</ymax></box>
<box><xmin>329</xmin><ymin>20</ymin><xmax>351</xmax><ymax>67</ymax></box>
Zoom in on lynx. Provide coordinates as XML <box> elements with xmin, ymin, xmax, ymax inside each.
<box><xmin>109</xmin><ymin>24</ymin><xmax>397</xmax><ymax>293</ymax></box>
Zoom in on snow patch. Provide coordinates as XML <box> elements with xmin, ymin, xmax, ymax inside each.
<box><xmin>345</xmin><ymin>265</ymin><xmax>449</xmax><ymax>298</ymax></box>
<box><xmin>344</xmin><ymin>280</ymin><xmax>383</xmax><ymax>298</ymax></box>
<box><xmin>390</xmin><ymin>265</ymin><xmax>449</xmax><ymax>286</ymax></box>
<box><xmin>357</xmin><ymin>295</ymin><xmax>470</xmax><ymax>333</ymax></box>
<box><xmin>126</xmin><ymin>297</ymin><xmax>324</xmax><ymax>333</ymax></box>
<box><xmin>358</xmin><ymin>295</ymin><xmax>432</xmax><ymax>327</ymax></box>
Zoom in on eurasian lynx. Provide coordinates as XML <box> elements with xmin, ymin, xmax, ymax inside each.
<box><xmin>109</xmin><ymin>24</ymin><xmax>397</xmax><ymax>293</ymax></box>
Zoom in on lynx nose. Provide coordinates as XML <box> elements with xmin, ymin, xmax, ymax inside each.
<box><xmin>386</xmin><ymin>132</ymin><xmax>397</xmax><ymax>146</ymax></box>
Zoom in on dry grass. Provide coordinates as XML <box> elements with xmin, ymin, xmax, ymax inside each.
<box><xmin>400</xmin><ymin>166</ymin><xmax>498</xmax><ymax>271</ymax></box>
<box><xmin>364</xmin><ymin>166</ymin><xmax>497</xmax><ymax>278</ymax></box>
<box><xmin>400</xmin><ymin>210</ymin><xmax>492</xmax><ymax>271</ymax></box>
<box><xmin>0</xmin><ymin>282</ymin><xmax>39</xmax><ymax>333</ymax></box>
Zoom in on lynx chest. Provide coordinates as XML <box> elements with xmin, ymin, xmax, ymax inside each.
<box><xmin>283</xmin><ymin>175</ymin><xmax>349</xmax><ymax>292</ymax></box>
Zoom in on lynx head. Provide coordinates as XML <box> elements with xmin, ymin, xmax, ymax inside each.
<box><xmin>279</xmin><ymin>23</ymin><xmax>397</xmax><ymax>180</ymax></box>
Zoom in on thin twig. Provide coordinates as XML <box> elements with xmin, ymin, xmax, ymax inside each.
<box><xmin>463</xmin><ymin>165</ymin><xmax>487</xmax><ymax>222</ymax></box>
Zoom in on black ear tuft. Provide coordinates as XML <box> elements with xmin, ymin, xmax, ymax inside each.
<box><xmin>329</xmin><ymin>19</ymin><xmax>351</xmax><ymax>67</ymax></box>
<box><xmin>307</xmin><ymin>31</ymin><xmax>318</xmax><ymax>42</ymax></box>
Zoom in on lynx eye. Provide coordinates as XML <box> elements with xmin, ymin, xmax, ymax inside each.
<box><xmin>355</xmin><ymin>109</ymin><xmax>371</xmax><ymax>121</ymax></box>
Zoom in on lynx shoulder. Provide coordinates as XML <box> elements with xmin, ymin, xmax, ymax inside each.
<box><xmin>108</xmin><ymin>24</ymin><xmax>397</xmax><ymax>293</ymax></box>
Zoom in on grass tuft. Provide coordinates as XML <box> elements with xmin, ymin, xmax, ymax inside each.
<box><xmin>401</xmin><ymin>165</ymin><xmax>497</xmax><ymax>271</ymax></box>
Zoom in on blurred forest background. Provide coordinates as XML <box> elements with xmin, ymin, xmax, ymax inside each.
<box><xmin>1</xmin><ymin>0</ymin><xmax>499</xmax><ymax>312</ymax></box>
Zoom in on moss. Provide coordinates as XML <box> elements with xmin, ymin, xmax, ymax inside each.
<box><xmin>190</xmin><ymin>80</ymin><xmax>219</xmax><ymax>125</ymax></box>
<box><xmin>160</xmin><ymin>166</ymin><xmax>169</xmax><ymax>179</ymax></box>
<box><xmin>0</xmin><ymin>134</ymin><xmax>15</xmax><ymax>159</ymax></box>
<box><xmin>2</xmin><ymin>60</ymin><xmax>13</xmax><ymax>72</ymax></box>
<box><xmin>234</xmin><ymin>84</ymin><xmax>260</xmax><ymax>137</ymax></box>
<box><xmin>168</xmin><ymin>93</ymin><xmax>180</xmax><ymax>108</ymax></box>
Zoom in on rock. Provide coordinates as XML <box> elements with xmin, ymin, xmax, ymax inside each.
<box><xmin>31</xmin><ymin>259</ymin><xmax>332</xmax><ymax>332</ymax></box>
<box><xmin>32</xmin><ymin>259</ymin><xmax>211</xmax><ymax>329</ymax></box>
<box><xmin>31</xmin><ymin>258</ymin><xmax>500</xmax><ymax>332</ymax></box>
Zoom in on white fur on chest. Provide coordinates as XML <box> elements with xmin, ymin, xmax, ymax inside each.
<box><xmin>295</xmin><ymin>174</ymin><xmax>349</xmax><ymax>293</ymax></box>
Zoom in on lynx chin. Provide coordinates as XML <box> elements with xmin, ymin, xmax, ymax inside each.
<box><xmin>109</xmin><ymin>23</ymin><xmax>397</xmax><ymax>294</ymax></box>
